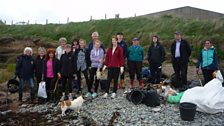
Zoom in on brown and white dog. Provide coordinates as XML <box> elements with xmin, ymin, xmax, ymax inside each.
<box><xmin>59</xmin><ymin>96</ymin><xmax>84</xmax><ymax>116</ymax></box>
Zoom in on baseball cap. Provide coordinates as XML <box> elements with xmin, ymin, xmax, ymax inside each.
<box><xmin>132</xmin><ymin>37</ymin><xmax>139</xmax><ymax>41</ymax></box>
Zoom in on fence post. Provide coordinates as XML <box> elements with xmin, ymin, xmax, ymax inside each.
<box><xmin>67</xmin><ymin>17</ymin><xmax>69</xmax><ymax>23</ymax></box>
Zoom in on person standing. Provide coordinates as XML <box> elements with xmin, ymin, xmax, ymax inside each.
<box><xmin>116</xmin><ymin>32</ymin><xmax>128</xmax><ymax>89</ymax></box>
<box><xmin>74</xmin><ymin>39</ymin><xmax>91</xmax><ymax>94</ymax></box>
<box><xmin>56</xmin><ymin>37</ymin><xmax>67</xmax><ymax>60</ymax></box>
<box><xmin>147</xmin><ymin>35</ymin><xmax>165</xmax><ymax>84</ymax></box>
<box><xmin>127</xmin><ymin>37</ymin><xmax>144</xmax><ymax>89</ymax></box>
<box><xmin>43</xmin><ymin>48</ymin><xmax>60</xmax><ymax>101</ymax></box>
<box><xmin>59</xmin><ymin>44</ymin><xmax>75</xmax><ymax>101</ymax></box>
<box><xmin>71</xmin><ymin>38</ymin><xmax>79</xmax><ymax>53</ymax></box>
<box><xmin>35</xmin><ymin>47</ymin><xmax>46</xmax><ymax>85</ymax></box>
<box><xmin>196</xmin><ymin>40</ymin><xmax>219</xmax><ymax>85</ymax></box>
<box><xmin>171</xmin><ymin>31</ymin><xmax>191</xmax><ymax>89</ymax></box>
<box><xmin>15</xmin><ymin>47</ymin><xmax>35</xmax><ymax>102</ymax></box>
<box><xmin>87</xmin><ymin>31</ymin><xmax>105</xmax><ymax>53</ymax></box>
<box><xmin>86</xmin><ymin>40</ymin><xmax>104</xmax><ymax>98</ymax></box>
<box><xmin>103</xmin><ymin>36</ymin><xmax>124</xmax><ymax>98</ymax></box>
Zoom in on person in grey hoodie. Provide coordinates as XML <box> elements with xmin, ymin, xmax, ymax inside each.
<box><xmin>85</xmin><ymin>40</ymin><xmax>104</xmax><ymax>98</ymax></box>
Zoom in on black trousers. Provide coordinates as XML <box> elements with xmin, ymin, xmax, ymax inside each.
<box><xmin>77</xmin><ymin>69</ymin><xmax>89</xmax><ymax>91</ymax></box>
<box><xmin>89</xmin><ymin>68</ymin><xmax>100</xmax><ymax>93</ymax></box>
<box><xmin>202</xmin><ymin>69</ymin><xmax>215</xmax><ymax>85</ymax></box>
<box><xmin>150</xmin><ymin>63</ymin><xmax>162</xmax><ymax>84</ymax></box>
<box><xmin>128</xmin><ymin>61</ymin><xmax>142</xmax><ymax>80</ymax></box>
<box><xmin>106</xmin><ymin>68</ymin><xmax>120</xmax><ymax>93</ymax></box>
<box><xmin>172</xmin><ymin>59</ymin><xmax>188</xmax><ymax>88</ymax></box>
<box><xmin>36</xmin><ymin>76</ymin><xmax>42</xmax><ymax>85</ymax></box>
<box><xmin>61</xmin><ymin>76</ymin><xmax>73</xmax><ymax>93</ymax></box>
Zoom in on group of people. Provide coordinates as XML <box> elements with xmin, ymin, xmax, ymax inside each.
<box><xmin>15</xmin><ymin>31</ymin><xmax>219</xmax><ymax>103</ymax></box>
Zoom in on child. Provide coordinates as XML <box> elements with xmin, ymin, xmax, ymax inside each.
<box><xmin>102</xmin><ymin>36</ymin><xmax>124</xmax><ymax>98</ymax></box>
<box><xmin>86</xmin><ymin>40</ymin><xmax>104</xmax><ymax>98</ymax></box>
<box><xmin>59</xmin><ymin>44</ymin><xmax>75</xmax><ymax>101</ymax></box>
<box><xmin>127</xmin><ymin>37</ymin><xmax>144</xmax><ymax>90</ymax></box>
<box><xmin>74</xmin><ymin>39</ymin><xmax>90</xmax><ymax>94</ymax></box>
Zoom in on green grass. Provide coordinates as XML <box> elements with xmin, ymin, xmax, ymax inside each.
<box><xmin>0</xmin><ymin>15</ymin><xmax>224</xmax><ymax>61</ymax></box>
<box><xmin>0</xmin><ymin>64</ymin><xmax>15</xmax><ymax>83</ymax></box>
<box><xmin>1</xmin><ymin>16</ymin><xmax>224</xmax><ymax>60</ymax></box>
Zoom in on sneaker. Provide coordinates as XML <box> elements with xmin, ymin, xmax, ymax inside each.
<box><xmin>92</xmin><ymin>92</ymin><xmax>98</xmax><ymax>98</ymax></box>
<box><xmin>60</xmin><ymin>95</ymin><xmax>65</xmax><ymax>101</ymax></box>
<box><xmin>103</xmin><ymin>93</ymin><xmax>108</xmax><ymax>98</ymax></box>
<box><xmin>123</xmin><ymin>90</ymin><xmax>131</xmax><ymax>94</ymax></box>
<box><xmin>85</xmin><ymin>92</ymin><xmax>92</xmax><ymax>98</ymax></box>
<box><xmin>111</xmin><ymin>93</ymin><xmax>116</xmax><ymax>99</ymax></box>
<box><xmin>68</xmin><ymin>94</ymin><xmax>73</xmax><ymax>100</ymax></box>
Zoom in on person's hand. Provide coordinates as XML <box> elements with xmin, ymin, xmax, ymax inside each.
<box><xmin>99</xmin><ymin>59</ymin><xmax>103</xmax><ymax>63</ymax></box>
<box><xmin>158</xmin><ymin>66</ymin><xmax>162</xmax><ymax>69</ymax></box>
<box><xmin>102</xmin><ymin>65</ymin><xmax>107</xmax><ymax>72</ymax></box>
<box><xmin>73</xmin><ymin>74</ymin><xmax>76</xmax><ymax>78</ymax></box>
<box><xmin>120</xmin><ymin>67</ymin><xmax>124</xmax><ymax>74</ymax></box>
<box><xmin>197</xmin><ymin>68</ymin><xmax>202</xmax><ymax>74</ymax></box>
<box><xmin>57</xmin><ymin>73</ymin><xmax>61</xmax><ymax>79</ymax></box>
<box><xmin>12</xmin><ymin>74</ymin><xmax>17</xmax><ymax>80</ymax></box>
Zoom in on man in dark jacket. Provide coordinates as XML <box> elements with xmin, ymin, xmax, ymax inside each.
<box><xmin>59</xmin><ymin>44</ymin><xmax>75</xmax><ymax>101</ymax></box>
<box><xmin>16</xmin><ymin>47</ymin><xmax>35</xmax><ymax>102</ymax></box>
<box><xmin>148</xmin><ymin>35</ymin><xmax>165</xmax><ymax>84</ymax></box>
<box><xmin>117</xmin><ymin>32</ymin><xmax>128</xmax><ymax>88</ymax></box>
<box><xmin>171</xmin><ymin>31</ymin><xmax>191</xmax><ymax>89</ymax></box>
<box><xmin>87</xmin><ymin>31</ymin><xmax>105</xmax><ymax>53</ymax></box>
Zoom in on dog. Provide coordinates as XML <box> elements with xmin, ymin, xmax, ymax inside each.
<box><xmin>59</xmin><ymin>96</ymin><xmax>84</xmax><ymax>116</ymax></box>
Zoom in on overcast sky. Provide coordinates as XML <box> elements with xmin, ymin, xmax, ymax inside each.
<box><xmin>0</xmin><ymin>0</ymin><xmax>223</xmax><ymax>24</ymax></box>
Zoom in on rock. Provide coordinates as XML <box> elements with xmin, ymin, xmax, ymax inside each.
<box><xmin>47</xmin><ymin>120</ymin><xmax>52</xmax><ymax>123</ymax></box>
<box><xmin>21</xmin><ymin>104</ymin><xmax>27</xmax><ymax>108</ymax></box>
<box><xmin>152</xmin><ymin>107</ymin><xmax>161</xmax><ymax>112</ymax></box>
<box><xmin>1</xmin><ymin>110</ymin><xmax>12</xmax><ymax>115</ymax></box>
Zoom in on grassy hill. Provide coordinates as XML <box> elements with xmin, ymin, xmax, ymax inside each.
<box><xmin>1</xmin><ymin>16</ymin><xmax>224</xmax><ymax>57</ymax></box>
<box><xmin>0</xmin><ymin>15</ymin><xmax>224</xmax><ymax>83</ymax></box>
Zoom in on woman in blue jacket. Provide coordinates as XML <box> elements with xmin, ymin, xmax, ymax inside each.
<box><xmin>197</xmin><ymin>40</ymin><xmax>219</xmax><ymax>85</ymax></box>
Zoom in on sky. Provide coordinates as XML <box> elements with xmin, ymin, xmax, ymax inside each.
<box><xmin>0</xmin><ymin>0</ymin><xmax>224</xmax><ymax>24</ymax></box>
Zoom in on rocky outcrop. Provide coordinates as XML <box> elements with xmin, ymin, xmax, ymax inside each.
<box><xmin>0</xmin><ymin>37</ymin><xmax>57</xmax><ymax>68</ymax></box>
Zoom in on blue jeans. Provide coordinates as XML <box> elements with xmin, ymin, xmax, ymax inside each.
<box><xmin>19</xmin><ymin>78</ymin><xmax>35</xmax><ymax>97</ymax></box>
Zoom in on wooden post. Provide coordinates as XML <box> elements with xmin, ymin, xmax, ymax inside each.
<box><xmin>46</xmin><ymin>19</ymin><xmax>48</xmax><ymax>24</ymax></box>
<box><xmin>67</xmin><ymin>17</ymin><xmax>69</xmax><ymax>23</ymax></box>
<box><xmin>90</xmin><ymin>16</ymin><xmax>92</xmax><ymax>21</ymax></box>
<box><xmin>105</xmin><ymin>14</ymin><xmax>107</xmax><ymax>19</ymax></box>
<box><xmin>11</xmin><ymin>20</ymin><xmax>13</xmax><ymax>25</ymax></box>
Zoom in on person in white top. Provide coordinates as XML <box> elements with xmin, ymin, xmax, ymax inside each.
<box><xmin>56</xmin><ymin>37</ymin><xmax>67</xmax><ymax>60</ymax></box>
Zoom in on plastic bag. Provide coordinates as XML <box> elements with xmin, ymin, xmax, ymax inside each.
<box><xmin>216</xmin><ymin>70</ymin><xmax>223</xmax><ymax>83</ymax></box>
<box><xmin>96</xmin><ymin>70</ymin><xmax>101</xmax><ymax>80</ymax></box>
<box><xmin>38</xmin><ymin>81</ymin><xmax>47</xmax><ymax>98</ymax></box>
<box><xmin>168</xmin><ymin>92</ymin><xmax>184</xmax><ymax>104</ymax></box>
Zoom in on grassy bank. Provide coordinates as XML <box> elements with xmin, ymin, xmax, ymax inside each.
<box><xmin>0</xmin><ymin>16</ymin><xmax>224</xmax><ymax>59</ymax></box>
<box><xmin>0</xmin><ymin>64</ymin><xmax>16</xmax><ymax>83</ymax></box>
